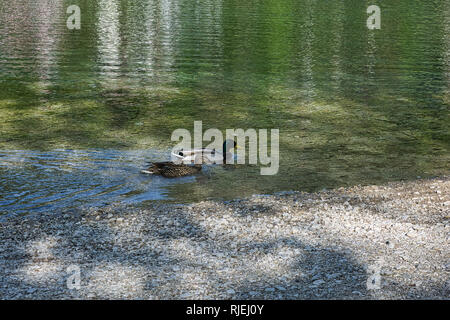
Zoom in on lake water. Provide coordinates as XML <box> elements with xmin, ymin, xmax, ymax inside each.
<box><xmin>0</xmin><ymin>0</ymin><xmax>448</xmax><ymax>215</ymax></box>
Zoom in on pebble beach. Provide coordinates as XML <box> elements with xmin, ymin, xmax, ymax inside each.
<box><xmin>0</xmin><ymin>176</ymin><xmax>448</xmax><ymax>299</ymax></box>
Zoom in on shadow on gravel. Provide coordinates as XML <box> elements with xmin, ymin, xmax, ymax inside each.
<box><xmin>222</xmin><ymin>238</ymin><xmax>368</xmax><ymax>299</ymax></box>
<box><xmin>1</xmin><ymin>180</ymin><xmax>448</xmax><ymax>299</ymax></box>
<box><xmin>1</xmin><ymin>208</ymin><xmax>369</xmax><ymax>299</ymax></box>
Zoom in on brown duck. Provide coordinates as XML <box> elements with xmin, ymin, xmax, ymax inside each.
<box><xmin>141</xmin><ymin>161</ymin><xmax>202</xmax><ymax>178</ymax></box>
<box><xmin>141</xmin><ymin>140</ymin><xmax>238</xmax><ymax>178</ymax></box>
<box><xmin>141</xmin><ymin>152</ymin><xmax>208</xmax><ymax>178</ymax></box>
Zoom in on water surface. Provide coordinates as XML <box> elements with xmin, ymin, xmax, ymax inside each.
<box><xmin>0</xmin><ymin>0</ymin><xmax>448</xmax><ymax>214</ymax></box>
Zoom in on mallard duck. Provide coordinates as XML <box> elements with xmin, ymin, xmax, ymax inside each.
<box><xmin>141</xmin><ymin>161</ymin><xmax>202</xmax><ymax>178</ymax></box>
<box><xmin>171</xmin><ymin>139</ymin><xmax>237</xmax><ymax>164</ymax></box>
<box><xmin>141</xmin><ymin>153</ymin><xmax>207</xmax><ymax>178</ymax></box>
<box><xmin>142</xmin><ymin>140</ymin><xmax>238</xmax><ymax>178</ymax></box>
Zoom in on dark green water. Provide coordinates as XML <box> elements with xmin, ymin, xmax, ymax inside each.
<box><xmin>0</xmin><ymin>0</ymin><xmax>449</xmax><ymax>214</ymax></box>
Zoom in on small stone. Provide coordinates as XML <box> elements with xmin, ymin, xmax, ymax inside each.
<box><xmin>312</xmin><ymin>279</ymin><xmax>325</xmax><ymax>286</ymax></box>
<box><xmin>326</xmin><ymin>273</ymin><xmax>340</xmax><ymax>280</ymax></box>
<box><xmin>311</xmin><ymin>274</ymin><xmax>321</xmax><ymax>281</ymax></box>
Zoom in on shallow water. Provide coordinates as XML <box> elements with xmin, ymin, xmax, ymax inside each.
<box><xmin>0</xmin><ymin>149</ymin><xmax>200</xmax><ymax>215</ymax></box>
<box><xmin>0</xmin><ymin>0</ymin><xmax>449</xmax><ymax>214</ymax></box>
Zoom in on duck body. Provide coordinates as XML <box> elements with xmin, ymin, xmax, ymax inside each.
<box><xmin>141</xmin><ymin>161</ymin><xmax>202</xmax><ymax>178</ymax></box>
<box><xmin>172</xmin><ymin>148</ymin><xmax>221</xmax><ymax>164</ymax></box>
<box><xmin>171</xmin><ymin>139</ymin><xmax>237</xmax><ymax>164</ymax></box>
<box><xmin>142</xmin><ymin>139</ymin><xmax>237</xmax><ymax>178</ymax></box>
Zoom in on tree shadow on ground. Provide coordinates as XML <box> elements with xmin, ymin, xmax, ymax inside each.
<box><xmin>1</xmin><ymin>176</ymin><xmax>449</xmax><ymax>299</ymax></box>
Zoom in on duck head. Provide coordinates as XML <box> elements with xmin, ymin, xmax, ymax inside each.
<box><xmin>222</xmin><ymin>139</ymin><xmax>238</xmax><ymax>163</ymax></box>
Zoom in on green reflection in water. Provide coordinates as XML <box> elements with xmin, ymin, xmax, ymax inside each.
<box><xmin>0</xmin><ymin>0</ymin><xmax>448</xmax><ymax>203</ymax></box>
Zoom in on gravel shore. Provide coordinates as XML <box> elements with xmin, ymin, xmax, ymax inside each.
<box><xmin>0</xmin><ymin>176</ymin><xmax>448</xmax><ymax>299</ymax></box>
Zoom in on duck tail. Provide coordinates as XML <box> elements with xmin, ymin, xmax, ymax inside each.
<box><xmin>141</xmin><ymin>163</ymin><xmax>157</xmax><ymax>174</ymax></box>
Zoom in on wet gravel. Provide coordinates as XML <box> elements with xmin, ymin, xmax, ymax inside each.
<box><xmin>0</xmin><ymin>176</ymin><xmax>448</xmax><ymax>299</ymax></box>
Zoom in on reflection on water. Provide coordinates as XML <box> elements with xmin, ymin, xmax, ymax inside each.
<box><xmin>0</xmin><ymin>0</ymin><xmax>448</xmax><ymax>214</ymax></box>
<box><xmin>0</xmin><ymin>149</ymin><xmax>198</xmax><ymax>216</ymax></box>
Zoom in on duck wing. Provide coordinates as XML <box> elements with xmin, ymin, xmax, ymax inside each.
<box><xmin>142</xmin><ymin>161</ymin><xmax>177</xmax><ymax>175</ymax></box>
<box><xmin>151</xmin><ymin>161</ymin><xmax>173</xmax><ymax>168</ymax></box>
